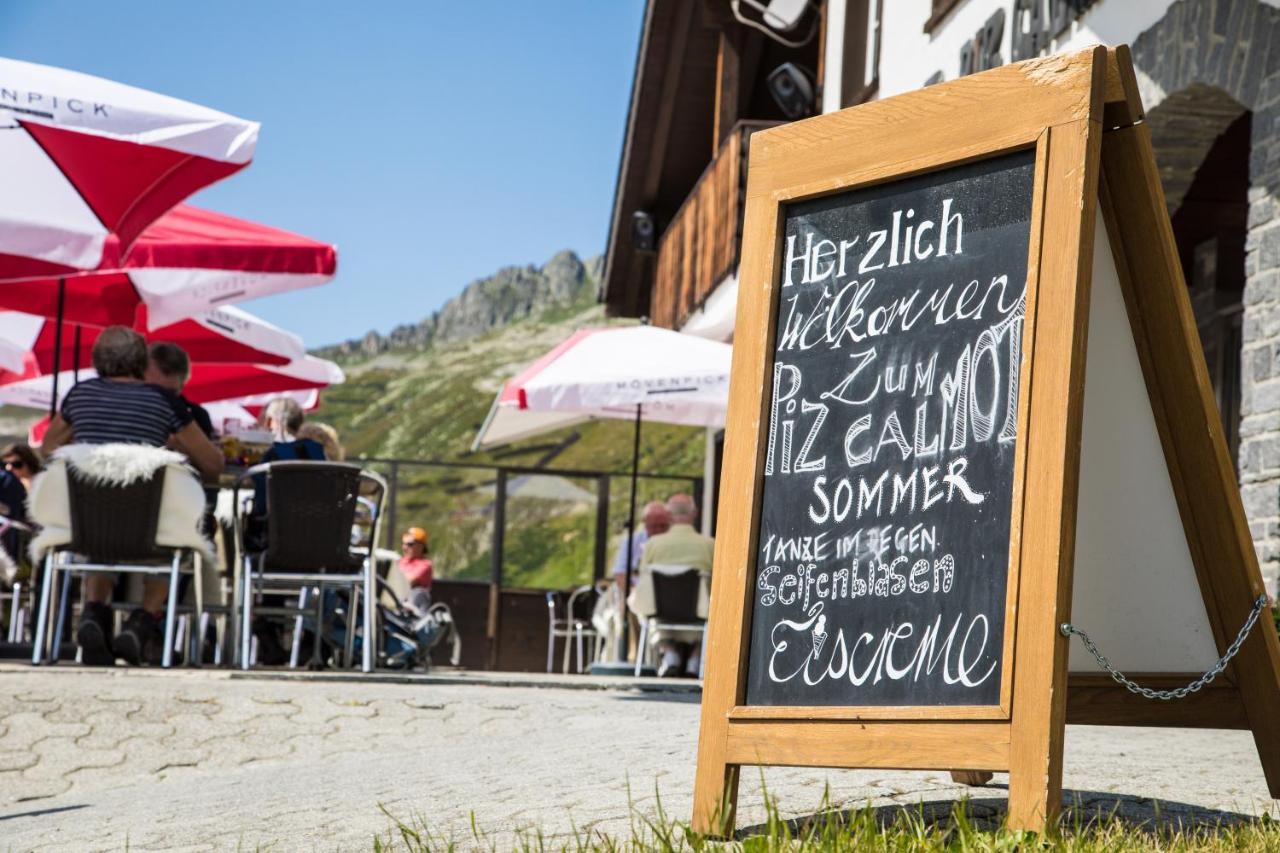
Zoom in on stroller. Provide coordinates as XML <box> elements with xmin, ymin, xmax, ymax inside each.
<box><xmin>304</xmin><ymin>576</ymin><xmax>461</xmax><ymax>670</ymax></box>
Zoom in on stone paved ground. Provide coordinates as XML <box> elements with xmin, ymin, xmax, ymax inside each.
<box><xmin>0</xmin><ymin>666</ymin><xmax>1275</xmax><ymax>851</ymax></box>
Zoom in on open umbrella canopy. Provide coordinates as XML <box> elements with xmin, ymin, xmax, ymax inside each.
<box><xmin>0</xmin><ymin>356</ymin><xmax>343</xmax><ymax>410</ymax></box>
<box><xmin>0</xmin><ymin>204</ymin><xmax>336</xmax><ymax>329</ymax></box>
<box><xmin>0</xmin><ymin>305</ymin><xmax>304</xmax><ymax>374</ymax></box>
<box><xmin>474</xmin><ymin>326</ymin><xmax>733</xmax><ymax>451</ymax></box>
<box><xmin>0</xmin><ymin>57</ymin><xmax>258</xmax><ymax>278</ymax></box>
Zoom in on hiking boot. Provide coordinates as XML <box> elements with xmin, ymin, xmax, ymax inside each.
<box><xmin>115</xmin><ymin>609</ymin><xmax>163</xmax><ymax>666</ymax></box>
<box><xmin>75</xmin><ymin>601</ymin><xmax>115</xmax><ymax>666</ymax></box>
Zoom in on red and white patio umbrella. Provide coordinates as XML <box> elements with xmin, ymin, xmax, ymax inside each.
<box><xmin>0</xmin><ymin>355</ymin><xmax>343</xmax><ymax>411</ymax></box>
<box><xmin>0</xmin><ymin>204</ymin><xmax>336</xmax><ymax>329</ymax></box>
<box><xmin>0</xmin><ymin>304</ymin><xmax>305</xmax><ymax>375</ymax></box>
<box><xmin>474</xmin><ymin>325</ymin><xmax>732</xmax><ymax>666</ymax></box>
<box><xmin>474</xmin><ymin>325</ymin><xmax>732</xmax><ymax>450</ymax></box>
<box><xmin>0</xmin><ymin>57</ymin><xmax>258</xmax><ymax>278</ymax></box>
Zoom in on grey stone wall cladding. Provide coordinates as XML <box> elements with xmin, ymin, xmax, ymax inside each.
<box><xmin>1133</xmin><ymin>0</ymin><xmax>1280</xmax><ymax>594</ymax></box>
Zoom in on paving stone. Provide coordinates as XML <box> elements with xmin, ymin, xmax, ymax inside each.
<box><xmin>0</xmin><ymin>667</ymin><xmax>1273</xmax><ymax>849</ymax></box>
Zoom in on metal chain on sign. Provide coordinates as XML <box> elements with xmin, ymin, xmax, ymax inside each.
<box><xmin>1059</xmin><ymin>595</ymin><xmax>1270</xmax><ymax>701</ymax></box>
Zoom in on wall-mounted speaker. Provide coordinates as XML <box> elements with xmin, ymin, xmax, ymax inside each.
<box><xmin>767</xmin><ymin>62</ymin><xmax>815</xmax><ymax>120</ymax></box>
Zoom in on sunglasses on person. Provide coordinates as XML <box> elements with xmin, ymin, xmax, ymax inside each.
<box><xmin>3</xmin><ymin>459</ymin><xmax>25</xmax><ymax>472</ymax></box>
<box><xmin>402</xmin><ymin>540</ymin><xmax>421</xmax><ymax>550</ymax></box>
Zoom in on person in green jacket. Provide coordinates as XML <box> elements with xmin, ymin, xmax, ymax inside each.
<box><xmin>638</xmin><ymin>493</ymin><xmax>714</xmax><ymax>676</ymax></box>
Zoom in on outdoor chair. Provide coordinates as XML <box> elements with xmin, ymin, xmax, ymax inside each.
<box><xmin>232</xmin><ymin>461</ymin><xmax>386</xmax><ymax>673</ymax></box>
<box><xmin>630</xmin><ymin>564</ymin><xmax>709</xmax><ymax>678</ymax></box>
<box><xmin>0</xmin><ymin>518</ymin><xmax>34</xmax><ymax>643</ymax></box>
<box><xmin>31</xmin><ymin>456</ymin><xmax>210</xmax><ymax>668</ymax></box>
<box><xmin>545</xmin><ymin>581</ymin><xmax>606</xmax><ymax>673</ymax></box>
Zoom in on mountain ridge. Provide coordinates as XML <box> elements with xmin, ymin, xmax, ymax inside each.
<box><xmin>316</xmin><ymin>249</ymin><xmax>604</xmax><ymax>360</ymax></box>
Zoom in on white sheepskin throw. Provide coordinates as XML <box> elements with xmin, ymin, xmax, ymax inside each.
<box><xmin>29</xmin><ymin>444</ymin><xmax>215</xmax><ymax>563</ymax></box>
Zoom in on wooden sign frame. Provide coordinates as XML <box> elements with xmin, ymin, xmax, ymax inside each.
<box><xmin>693</xmin><ymin>46</ymin><xmax>1280</xmax><ymax>834</ymax></box>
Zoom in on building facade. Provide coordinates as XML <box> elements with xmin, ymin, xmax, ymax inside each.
<box><xmin>603</xmin><ymin>0</ymin><xmax>1280</xmax><ymax>594</ymax></box>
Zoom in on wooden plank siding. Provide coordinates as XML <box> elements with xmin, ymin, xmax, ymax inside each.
<box><xmin>650</xmin><ymin>121</ymin><xmax>777</xmax><ymax>330</ymax></box>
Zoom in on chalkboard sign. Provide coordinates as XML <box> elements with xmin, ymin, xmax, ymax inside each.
<box><xmin>745</xmin><ymin>150</ymin><xmax>1036</xmax><ymax>707</ymax></box>
<box><xmin>696</xmin><ymin>48</ymin><xmax>1280</xmax><ymax>836</ymax></box>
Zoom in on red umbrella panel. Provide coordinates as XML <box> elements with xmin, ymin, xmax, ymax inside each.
<box><xmin>0</xmin><ymin>306</ymin><xmax>305</xmax><ymax>375</ymax></box>
<box><xmin>0</xmin><ymin>57</ymin><xmax>258</xmax><ymax>279</ymax></box>
<box><xmin>0</xmin><ymin>356</ymin><xmax>343</xmax><ymax>411</ymax></box>
<box><xmin>0</xmin><ymin>205</ymin><xmax>337</xmax><ymax>329</ymax></box>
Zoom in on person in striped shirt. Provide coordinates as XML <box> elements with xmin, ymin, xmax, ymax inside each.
<box><xmin>42</xmin><ymin>326</ymin><xmax>224</xmax><ymax>666</ymax></box>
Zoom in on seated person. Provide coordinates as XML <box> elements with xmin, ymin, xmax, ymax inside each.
<box><xmin>296</xmin><ymin>421</ymin><xmax>344</xmax><ymax>461</ymax></box>
<box><xmin>246</xmin><ymin>396</ymin><xmax>328</xmax><ymax>664</ymax></box>
<box><xmin>248</xmin><ymin>397</ymin><xmax>327</xmax><ymax>523</ymax></box>
<box><xmin>398</xmin><ymin>527</ymin><xmax>434</xmax><ymax>616</ymax></box>
<box><xmin>2</xmin><ymin>442</ymin><xmax>42</xmax><ymax>492</ymax></box>
<box><xmin>146</xmin><ymin>342</ymin><xmax>217</xmax><ymax>536</ymax></box>
<box><xmin>41</xmin><ymin>326</ymin><xmax>224</xmax><ymax>666</ymax></box>
<box><xmin>636</xmin><ymin>493</ymin><xmax>715</xmax><ymax>677</ymax></box>
<box><xmin>145</xmin><ymin>342</ymin><xmax>215</xmax><ymax>439</ymax></box>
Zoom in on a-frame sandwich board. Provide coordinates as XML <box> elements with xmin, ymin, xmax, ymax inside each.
<box><xmin>692</xmin><ymin>45</ymin><xmax>1280</xmax><ymax>835</ymax></box>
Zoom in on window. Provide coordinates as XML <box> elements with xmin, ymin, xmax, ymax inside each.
<box><xmin>839</xmin><ymin>0</ymin><xmax>882</xmax><ymax>107</ymax></box>
<box><xmin>924</xmin><ymin>0</ymin><xmax>964</xmax><ymax>33</ymax></box>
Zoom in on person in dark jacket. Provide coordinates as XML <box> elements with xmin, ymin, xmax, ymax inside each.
<box><xmin>41</xmin><ymin>327</ymin><xmax>223</xmax><ymax>666</ymax></box>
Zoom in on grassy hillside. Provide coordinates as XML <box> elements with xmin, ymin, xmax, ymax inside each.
<box><xmin>317</xmin><ymin>268</ymin><xmax>708</xmax><ymax>590</ymax></box>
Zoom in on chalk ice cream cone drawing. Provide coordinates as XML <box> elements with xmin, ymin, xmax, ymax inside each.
<box><xmin>812</xmin><ymin>614</ymin><xmax>827</xmax><ymax>659</ymax></box>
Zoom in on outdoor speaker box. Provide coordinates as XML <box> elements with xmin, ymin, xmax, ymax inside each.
<box><xmin>767</xmin><ymin>62</ymin><xmax>814</xmax><ymax>120</ymax></box>
<box><xmin>631</xmin><ymin>210</ymin><xmax>656</xmax><ymax>253</ymax></box>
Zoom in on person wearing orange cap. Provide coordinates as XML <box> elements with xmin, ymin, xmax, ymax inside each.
<box><xmin>399</xmin><ymin>527</ymin><xmax>434</xmax><ymax>612</ymax></box>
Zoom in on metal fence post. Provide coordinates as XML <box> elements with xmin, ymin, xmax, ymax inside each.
<box><xmin>385</xmin><ymin>461</ymin><xmax>400</xmax><ymax>550</ymax></box>
<box><xmin>487</xmin><ymin>469</ymin><xmax>507</xmax><ymax>670</ymax></box>
<box><xmin>593</xmin><ymin>474</ymin><xmax>610</xmax><ymax>583</ymax></box>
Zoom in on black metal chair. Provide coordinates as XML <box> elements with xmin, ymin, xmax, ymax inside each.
<box><xmin>232</xmin><ymin>461</ymin><xmax>386</xmax><ymax>672</ymax></box>
<box><xmin>632</xmin><ymin>565</ymin><xmax>708</xmax><ymax>677</ymax></box>
<box><xmin>32</xmin><ymin>466</ymin><xmax>206</xmax><ymax>668</ymax></box>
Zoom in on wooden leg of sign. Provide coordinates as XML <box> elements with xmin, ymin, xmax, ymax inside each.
<box><xmin>1098</xmin><ymin>113</ymin><xmax>1280</xmax><ymax>800</ymax></box>
<box><xmin>691</xmin><ymin>748</ymin><xmax>739</xmax><ymax>838</ymax></box>
<box><xmin>950</xmin><ymin>771</ymin><xmax>994</xmax><ymax>786</ymax></box>
<box><xmin>1007</xmin><ymin>110</ymin><xmax>1103</xmax><ymax>832</ymax></box>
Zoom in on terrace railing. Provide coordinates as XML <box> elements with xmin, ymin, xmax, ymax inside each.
<box><xmin>354</xmin><ymin>456</ymin><xmax>701</xmax><ymax>671</ymax></box>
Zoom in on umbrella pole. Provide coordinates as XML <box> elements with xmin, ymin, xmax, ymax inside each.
<box><xmin>617</xmin><ymin>403</ymin><xmax>642</xmax><ymax>665</ymax></box>
<box><xmin>72</xmin><ymin>325</ymin><xmax>81</xmax><ymax>385</ymax></box>
<box><xmin>49</xmin><ymin>278</ymin><xmax>65</xmax><ymax>418</ymax></box>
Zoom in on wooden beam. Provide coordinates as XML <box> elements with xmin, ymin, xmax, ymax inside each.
<box><xmin>1006</xmin><ymin>49</ymin><xmax>1106</xmax><ymax>831</ymax></box>
<box><xmin>712</xmin><ymin>28</ymin><xmax>743</xmax><ymax>155</ymax></box>
<box><xmin>641</xmin><ymin>0</ymin><xmax>695</xmax><ymax>205</ymax></box>
<box><xmin>1067</xmin><ymin>682</ymin><xmax>1249</xmax><ymax>729</ymax></box>
<box><xmin>724</xmin><ymin>721</ymin><xmax>1011</xmax><ymax>770</ymax></box>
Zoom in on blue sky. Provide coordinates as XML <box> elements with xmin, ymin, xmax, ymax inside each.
<box><xmin>0</xmin><ymin>1</ymin><xmax>644</xmax><ymax>347</ymax></box>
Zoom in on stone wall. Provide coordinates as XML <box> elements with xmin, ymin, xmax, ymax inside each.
<box><xmin>1132</xmin><ymin>0</ymin><xmax>1280</xmax><ymax>595</ymax></box>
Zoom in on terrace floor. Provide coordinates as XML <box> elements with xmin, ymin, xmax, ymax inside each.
<box><xmin>0</xmin><ymin>665</ymin><xmax>1274</xmax><ymax>850</ymax></box>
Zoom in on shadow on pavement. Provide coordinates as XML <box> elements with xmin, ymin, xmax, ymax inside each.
<box><xmin>737</xmin><ymin>787</ymin><xmax>1263</xmax><ymax>837</ymax></box>
<box><xmin>0</xmin><ymin>804</ymin><xmax>89</xmax><ymax>822</ymax></box>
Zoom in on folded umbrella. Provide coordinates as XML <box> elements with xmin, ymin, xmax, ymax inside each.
<box><xmin>0</xmin><ymin>205</ymin><xmax>336</xmax><ymax>329</ymax></box>
<box><xmin>0</xmin><ymin>57</ymin><xmax>258</xmax><ymax>278</ymax></box>
<box><xmin>0</xmin><ymin>305</ymin><xmax>305</xmax><ymax>375</ymax></box>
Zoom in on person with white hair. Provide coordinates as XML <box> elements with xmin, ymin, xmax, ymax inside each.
<box><xmin>637</xmin><ymin>493</ymin><xmax>715</xmax><ymax>677</ymax></box>
<box><xmin>612</xmin><ymin>500</ymin><xmax>670</xmax><ymax>595</ymax></box>
<box><xmin>245</xmin><ymin>396</ymin><xmax>328</xmax><ymax>664</ymax></box>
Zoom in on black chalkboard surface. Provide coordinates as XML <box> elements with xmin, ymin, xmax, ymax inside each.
<box><xmin>744</xmin><ymin>150</ymin><xmax>1036</xmax><ymax>707</ymax></box>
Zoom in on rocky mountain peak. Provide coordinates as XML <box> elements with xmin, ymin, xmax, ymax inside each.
<box><xmin>320</xmin><ymin>249</ymin><xmax>601</xmax><ymax>359</ymax></box>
